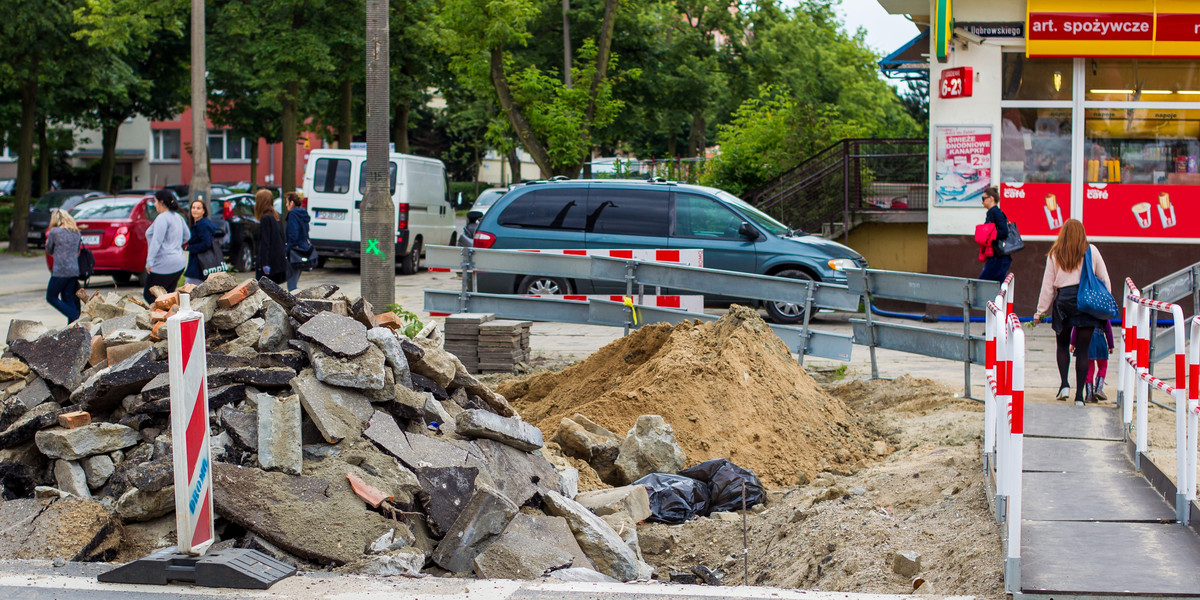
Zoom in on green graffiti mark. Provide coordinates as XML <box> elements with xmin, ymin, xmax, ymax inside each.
<box><xmin>365</xmin><ymin>239</ymin><xmax>383</xmax><ymax>257</ymax></box>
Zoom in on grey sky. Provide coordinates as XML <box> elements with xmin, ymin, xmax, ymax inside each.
<box><xmin>835</xmin><ymin>0</ymin><xmax>921</xmax><ymax>56</ymax></box>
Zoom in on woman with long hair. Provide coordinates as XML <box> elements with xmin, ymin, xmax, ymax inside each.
<box><xmin>254</xmin><ymin>189</ymin><xmax>287</xmax><ymax>285</ymax></box>
<box><xmin>143</xmin><ymin>190</ymin><xmax>190</xmax><ymax>303</ymax></box>
<box><xmin>45</xmin><ymin>209</ymin><xmax>82</xmax><ymax>322</ymax></box>
<box><xmin>283</xmin><ymin>191</ymin><xmax>313</xmax><ymax>291</ymax></box>
<box><xmin>1033</xmin><ymin>219</ymin><xmax>1112</xmax><ymax>405</ymax></box>
<box><xmin>185</xmin><ymin>198</ymin><xmax>221</xmax><ymax>286</ymax></box>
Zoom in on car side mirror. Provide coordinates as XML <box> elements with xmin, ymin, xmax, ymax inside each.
<box><xmin>466</xmin><ymin>210</ymin><xmax>484</xmax><ymax>224</ymax></box>
<box><xmin>738</xmin><ymin>222</ymin><xmax>758</xmax><ymax>239</ymax></box>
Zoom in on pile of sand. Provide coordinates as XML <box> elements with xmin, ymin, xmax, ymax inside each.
<box><xmin>498</xmin><ymin>306</ymin><xmax>877</xmax><ymax>487</ymax></box>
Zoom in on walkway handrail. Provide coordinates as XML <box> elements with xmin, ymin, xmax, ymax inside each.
<box><xmin>1123</xmin><ymin>282</ymin><xmax>1192</xmax><ymax>523</ymax></box>
<box><xmin>984</xmin><ymin>273</ymin><xmax>1016</xmax><ymax>464</ymax></box>
<box><xmin>1185</xmin><ymin>316</ymin><xmax>1200</xmax><ymax>520</ymax></box>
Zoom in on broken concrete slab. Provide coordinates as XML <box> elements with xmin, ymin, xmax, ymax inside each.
<box><xmin>106</xmin><ymin>341</ymin><xmax>153</xmax><ymax>368</ymax></box>
<box><xmin>296</xmin><ymin>283</ymin><xmax>339</xmax><ymax>299</ymax></box>
<box><xmin>306</xmin><ymin>343</ymin><xmax>387</xmax><ymax>390</ymax></box>
<box><xmin>11</xmin><ymin>377</ymin><xmax>52</xmax><ymax>412</ymax></box>
<box><xmin>0</xmin><ymin>402</ymin><xmax>66</xmax><ymax>449</ymax></box>
<box><xmin>448</xmin><ymin>367</ymin><xmax>516</xmax><ymax>417</ymax></box>
<box><xmin>210</xmin><ymin>289</ymin><xmax>266</xmax><ymax>330</ymax></box>
<box><xmin>548</xmin><ymin>567</ymin><xmax>619</xmax><ymax>583</ymax></box>
<box><xmin>411</xmin><ymin>337</ymin><xmax>456</xmax><ymax>389</ymax></box>
<box><xmin>35</xmin><ymin>423</ymin><xmax>140</xmax><ymax>461</ymax></box>
<box><xmin>415</xmin><ymin>466</ymin><xmax>478</xmax><ymax>537</ymax></box>
<box><xmin>54</xmin><ymin>460</ymin><xmax>92</xmax><ymax>499</ymax></box>
<box><xmin>6</xmin><ymin>319</ymin><xmax>48</xmax><ymax>345</ymax></box>
<box><xmin>553</xmin><ymin>417</ymin><xmax>621</xmax><ymax>484</ymax></box>
<box><xmin>364</xmin><ymin>411</ymin><xmax>475</xmax><ymax>470</ymax></box>
<box><xmin>361</xmin><ymin>547</ymin><xmax>425</xmax><ymax>576</ymax></box>
<box><xmin>212</xmin><ymin>462</ymin><xmax>399</xmax><ymax>566</ymax></box>
<box><xmin>542</xmin><ymin>490</ymin><xmax>642</xmax><ymax>582</ymax></box>
<box><xmin>71</xmin><ymin>347</ymin><xmax>167</xmax><ymax>413</ymax></box>
<box><xmin>0</xmin><ymin>496</ymin><xmax>121</xmax><ymax>561</ymax></box>
<box><xmin>296</xmin><ymin>312</ymin><xmax>369</xmax><ymax>357</ymax></box>
<box><xmin>455</xmin><ymin>409</ymin><xmax>543</xmax><ymax>452</ymax></box>
<box><xmin>296</xmin><ymin>298</ymin><xmax>348</xmax><ymax>316</ymax></box>
<box><xmin>194</xmin><ymin>271</ymin><xmax>237</xmax><ymax>298</ymax></box>
<box><xmin>291</xmin><ymin>369</ymin><xmax>373</xmax><ymax>443</ymax></box>
<box><xmin>351</xmin><ymin>298</ymin><xmax>377</xmax><ymax>330</ymax></box>
<box><xmin>367</xmin><ymin>327</ymin><xmax>411</xmax><ymax>386</ymax></box>
<box><xmin>219</xmin><ymin>406</ymin><xmax>259</xmax><ymax>451</ymax></box>
<box><xmin>234</xmin><ymin>317</ymin><xmax>265</xmax><ymax>340</ymax></box>
<box><xmin>10</xmin><ymin>326</ymin><xmax>92</xmax><ymax>390</ymax></box>
<box><xmin>257</xmin><ymin>393</ymin><xmax>302</xmax><ymax>475</ymax></box>
<box><xmin>504</xmin><ymin>513</ymin><xmax>594</xmax><ymax>571</ymax></box>
<box><xmin>103</xmin><ymin>328</ymin><xmax>150</xmax><ymax>346</ymax></box>
<box><xmin>256</xmin><ymin>275</ymin><xmax>297</xmax><ymax>311</ymax></box>
<box><xmin>472</xmin><ymin>530</ymin><xmax>574</xmax><ymax>580</ymax></box>
<box><xmin>115</xmin><ymin>485</ymin><xmax>175</xmax><ymax>522</ymax></box>
<box><xmin>0</xmin><ymin>358</ymin><xmax>30</xmax><ymax>382</ymax></box>
<box><xmin>431</xmin><ymin>485</ymin><xmax>519</xmax><ymax>573</ymax></box>
<box><xmin>614</xmin><ymin>415</ymin><xmax>687</xmax><ymax>484</ymax></box>
<box><xmin>98</xmin><ymin>314</ymin><xmax>138</xmax><ymax>337</ymax></box>
<box><xmin>258</xmin><ymin>301</ymin><xmax>292</xmax><ymax>352</ymax></box>
<box><xmin>575</xmin><ymin>485</ymin><xmax>652</xmax><ymax>523</ymax></box>
<box><xmin>80</xmin><ymin>454</ymin><xmax>115</xmax><ymax>489</ymax></box>
<box><xmin>472</xmin><ymin>438</ymin><xmax>562</xmax><ymax>509</ymax></box>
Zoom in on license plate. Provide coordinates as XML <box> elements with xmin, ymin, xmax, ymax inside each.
<box><xmin>81</xmin><ymin>234</ymin><xmax>101</xmax><ymax>246</ymax></box>
<box><xmin>315</xmin><ymin>210</ymin><xmax>346</xmax><ymax>221</ymax></box>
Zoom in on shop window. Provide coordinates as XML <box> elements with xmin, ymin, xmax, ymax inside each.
<box><xmin>152</xmin><ymin>129</ymin><xmax>180</xmax><ymax>161</ymax></box>
<box><xmin>1002</xmin><ymin>55</ymin><xmax>1073</xmax><ymax>102</ymax></box>
<box><xmin>1000</xmin><ymin>107</ymin><xmax>1072</xmax><ymax>184</ymax></box>
<box><xmin>1085</xmin><ymin>59</ymin><xmax>1200</xmax><ymax>103</ymax></box>
<box><xmin>1084</xmin><ymin>109</ymin><xmax>1200</xmax><ymax>185</ymax></box>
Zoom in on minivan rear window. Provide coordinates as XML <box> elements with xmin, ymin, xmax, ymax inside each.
<box><xmin>497</xmin><ymin>189</ymin><xmax>586</xmax><ymax>230</ymax></box>
<box><xmin>313</xmin><ymin>158</ymin><xmax>351</xmax><ymax>194</ymax></box>
<box><xmin>357</xmin><ymin>161</ymin><xmax>397</xmax><ymax>194</ymax></box>
<box><xmin>587</xmin><ymin>189</ymin><xmax>668</xmax><ymax>237</ymax></box>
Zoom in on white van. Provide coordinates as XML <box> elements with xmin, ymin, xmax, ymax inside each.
<box><xmin>301</xmin><ymin>149</ymin><xmax>455</xmax><ymax>273</ymax></box>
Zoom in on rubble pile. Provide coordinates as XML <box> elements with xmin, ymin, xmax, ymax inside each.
<box><xmin>0</xmin><ymin>272</ymin><xmax>655</xmax><ymax>581</ymax></box>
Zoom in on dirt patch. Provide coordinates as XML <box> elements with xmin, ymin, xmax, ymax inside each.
<box><xmin>498</xmin><ymin>306</ymin><xmax>880</xmax><ymax>487</ymax></box>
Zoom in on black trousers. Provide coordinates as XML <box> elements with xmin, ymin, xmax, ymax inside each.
<box><xmin>143</xmin><ymin>270</ymin><xmax>183</xmax><ymax>304</ymax></box>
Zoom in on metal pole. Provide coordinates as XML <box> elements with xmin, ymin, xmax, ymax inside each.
<box><xmin>841</xmin><ymin>141</ymin><xmax>851</xmax><ymax>244</ymax></box>
<box><xmin>863</xmin><ymin>271</ymin><xmax>879</xmax><ymax>380</ymax></box>
<box><xmin>624</xmin><ymin>260</ymin><xmax>636</xmax><ymax>336</ymax></box>
<box><xmin>797</xmin><ymin>279</ymin><xmax>816</xmax><ymax>365</ymax></box>
<box><xmin>458</xmin><ymin>247</ymin><xmax>473</xmax><ymax>313</ymax></box>
<box><xmin>963</xmin><ymin>281</ymin><xmax>973</xmax><ymax>399</ymax></box>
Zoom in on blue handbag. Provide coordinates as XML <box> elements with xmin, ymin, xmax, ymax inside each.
<box><xmin>1077</xmin><ymin>248</ymin><xmax>1117</xmax><ymax>320</ymax></box>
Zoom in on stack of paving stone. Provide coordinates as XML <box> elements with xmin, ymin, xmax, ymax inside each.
<box><xmin>478</xmin><ymin>320</ymin><xmax>532</xmax><ymax>373</ymax></box>
<box><xmin>443</xmin><ymin>313</ymin><xmax>496</xmax><ymax>374</ymax></box>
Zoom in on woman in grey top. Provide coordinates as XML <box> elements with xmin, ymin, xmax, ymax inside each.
<box><xmin>45</xmin><ymin>210</ymin><xmax>82</xmax><ymax>322</ymax></box>
<box><xmin>142</xmin><ymin>189</ymin><xmax>190</xmax><ymax>303</ymax></box>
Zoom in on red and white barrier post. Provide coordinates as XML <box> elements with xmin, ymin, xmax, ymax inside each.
<box><xmin>1119</xmin><ymin>278</ymin><xmax>1141</xmax><ymax>428</ymax></box>
<box><xmin>1004</xmin><ymin>312</ymin><xmax>1025</xmax><ymax>593</ymax></box>
<box><xmin>1186</xmin><ymin>315</ymin><xmax>1200</xmax><ymax>522</ymax></box>
<box><xmin>168</xmin><ymin>293</ymin><xmax>215</xmax><ymax>555</ymax></box>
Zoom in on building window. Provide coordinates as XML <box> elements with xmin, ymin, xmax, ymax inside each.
<box><xmin>152</xmin><ymin>129</ymin><xmax>181</xmax><ymax>161</ymax></box>
<box><xmin>208</xmin><ymin>130</ymin><xmax>252</xmax><ymax>162</ymax></box>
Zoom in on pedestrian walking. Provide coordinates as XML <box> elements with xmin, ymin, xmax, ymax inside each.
<box><xmin>185</xmin><ymin>198</ymin><xmax>221</xmax><ymax>286</ymax></box>
<box><xmin>283</xmin><ymin>192</ymin><xmax>313</xmax><ymax>291</ymax></box>
<box><xmin>1033</xmin><ymin>219</ymin><xmax>1112</xmax><ymax>405</ymax></box>
<box><xmin>255</xmin><ymin>189</ymin><xmax>287</xmax><ymax>285</ymax></box>
<box><xmin>1070</xmin><ymin>322</ymin><xmax>1115</xmax><ymax>402</ymax></box>
<box><xmin>45</xmin><ymin>209</ymin><xmax>82</xmax><ymax>322</ymax></box>
<box><xmin>143</xmin><ymin>189</ymin><xmax>190</xmax><ymax>304</ymax></box>
<box><xmin>978</xmin><ymin>187</ymin><xmax>1011</xmax><ymax>282</ymax></box>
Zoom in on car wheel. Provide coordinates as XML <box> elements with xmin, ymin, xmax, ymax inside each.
<box><xmin>518</xmin><ymin>275</ymin><xmax>572</xmax><ymax>295</ymax></box>
<box><xmin>234</xmin><ymin>239</ymin><xmax>255</xmax><ymax>272</ymax></box>
<box><xmin>400</xmin><ymin>238</ymin><xmax>422</xmax><ymax>275</ymax></box>
<box><xmin>763</xmin><ymin>269</ymin><xmax>815</xmax><ymax>325</ymax></box>
<box><xmin>111</xmin><ymin>272</ymin><xmax>133</xmax><ymax>285</ymax></box>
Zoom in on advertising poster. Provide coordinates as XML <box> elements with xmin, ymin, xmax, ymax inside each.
<box><xmin>934</xmin><ymin>126</ymin><xmax>993</xmax><ymax>206</ymax></box>
<box><xmin>1082</xmin><ymin>183</ymin><xmax>1198</xmax><ymax>239</ymax></box>
<box><xmin>999</xmin><ymin>182</ymin><xmax>1071</xmax><ymax>237</ymax></box>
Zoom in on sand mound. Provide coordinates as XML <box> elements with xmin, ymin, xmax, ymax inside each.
<box><xmin>498</xmin><ymin>306</ymin><xmax>876</xmax><ymax>487</ymax></box>
<box><xmin>826</xmin><ymin>375</ymin><xmax>979</xmax><ymax>414</ymax></box>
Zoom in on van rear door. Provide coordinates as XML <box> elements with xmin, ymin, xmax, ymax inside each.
<box><xmin>307</xmin><ymin>155</ymin><xmax>355</xmax><ymax>246</ymax></box>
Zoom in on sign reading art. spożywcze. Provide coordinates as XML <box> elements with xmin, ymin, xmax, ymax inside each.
<box><xmin>1027</xmin><ymin>0</ymin><xmax>1200</xmax><ymax>57</ymax></box>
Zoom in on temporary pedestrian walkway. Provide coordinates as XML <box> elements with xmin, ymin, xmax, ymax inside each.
<box><xmin>1017</xmin><ymin>401</ymin><xmax>1200</xmax><ymax>597</ymax></box>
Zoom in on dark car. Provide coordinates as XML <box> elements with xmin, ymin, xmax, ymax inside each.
<box><xmin>62</xmin><ymin>195</ymin><xmax>161</xmax><ymax>284</ymax></box>
<box><xmin>470</xmin><ymin>178</ymin><xmax>867</xmax><ymax>323</ymax></box>
<box><xmin>11</xmin><ymin>189</ymin><xmax>104</xmax><ymax>247</ymax></box>
<box><xmin>208</xmin><ymin>193</ymin><xmax>260</xmax><ymax>272</ymax></box>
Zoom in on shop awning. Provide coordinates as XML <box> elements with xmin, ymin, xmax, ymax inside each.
<box><xmin>880</xmin><ymin>29</ymin><xmax>930</xmax><ymax>81</ymax></box>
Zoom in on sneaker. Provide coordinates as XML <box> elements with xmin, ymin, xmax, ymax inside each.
<box><xmin>1094</xmin><ymin>377</ymin><xmax>1107</xmax><ymax>401</ymax></box>
<box><xmin>1075</xmin><ymin>399</ymin><xmax>1085</xmax><ymax>406</ymax></box>
<box><xmin>1057</xmin><ymin>386</ymin><xmax>1071</xmax><ymax>401</ymax></box>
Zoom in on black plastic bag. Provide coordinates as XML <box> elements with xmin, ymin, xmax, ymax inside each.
<box><xmin>679</xmin><ymin>458</ymin><xmax>765</xmax><ymax>514</ymax></box>
<box><xmin>634</xmin><ymin>473</ymin><xmax>711</xmax><ymax>524</ymax></box>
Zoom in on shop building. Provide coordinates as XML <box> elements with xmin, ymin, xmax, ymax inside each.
<box><xmin>879</xmin><ymin>0</ymin><xmax>1200</xmax><ymax>309</ymax></box>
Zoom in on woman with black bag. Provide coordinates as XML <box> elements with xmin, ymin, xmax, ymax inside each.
<box><xmin>45</xmin><ymin>209</ymin><xmax>82</xmax><ymax>323</ymax></box>
<box><xmin>283</xmin><ymin>192</ymin><xmax>314</xmax><ymax>291</ymax></box>
<box><xmin>255</xmin><ymin>189</ymin><xmax>287</xmax><ymax>285</ymax></box>
<box><xmin>978</xmin><ymin>187</ymin><xmax>1011</xmax><ymax>282</ymax></box>
<box><xmin>185</xmin><ymin>198</ymin><xmax>221</xmax><ymax>286</ymax></box>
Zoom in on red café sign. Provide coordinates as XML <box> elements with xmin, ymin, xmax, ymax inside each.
<box><xmin>938</xmin><ymin>67</ymin><xmax>973</xmax><ymax>99</ymax></box>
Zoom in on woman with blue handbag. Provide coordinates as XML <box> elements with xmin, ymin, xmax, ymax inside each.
<box><xmin>1033</xmin><ymin>219</ymin><xmax>1114</xmax><ymax>406</ymax></box>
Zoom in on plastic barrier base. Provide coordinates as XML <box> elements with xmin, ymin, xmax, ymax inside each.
<box><xmin>98</xmin><ymin>547</ymin><xmax>296</xmax><ymax>589</ymax></box>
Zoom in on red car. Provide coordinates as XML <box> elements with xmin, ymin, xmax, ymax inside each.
<box><xmin>50</xmin><ymin>195</ymin><xmax>159</xmax><ymax>285</ymax></box>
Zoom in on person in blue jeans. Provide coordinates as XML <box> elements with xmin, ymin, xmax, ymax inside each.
<box><xmin>283</xmin><ymin>192</ymin><xmax>313</xmax><ymax>291</ymax></box>
<box><xmin>45</xmin><ymin>209</ymin><xmax>82</xmax><ymax>322</ymax></box>
<box><xmin>978</xmin><ymin>187</ymin><xmax>1011</xmax><ymax>282</ymax></box>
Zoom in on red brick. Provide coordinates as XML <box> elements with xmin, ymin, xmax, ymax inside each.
<box><xmin>107</xmin><ymin>341</ymin><xmax>152</xmax><ymax>366</ymax></box>
<box><xmin>88</xmin><ymin>335</ymin><xmax>107</xmax><ymax>367</ymax></box>
<box><xmin>151</xmin><ymin>321</ymin><xmax>165</xmax><ymax>341</ymax></box>
<box><xmin>375</xmin><ymin>312</ymin><xmax>402</xmax><ymax>330</ymax></box>
<box><xmin>153</xmin><ymin>291</ymin><xmax>179</xmax><ymax>311</ymax></box>
<box><xmin>57</xmin><ymin>411</ymin><xmax>91</xmax><ymax>429</ymax></box>
<box><xmin>150</xmin><ymin>310</ymin><xmax>169</xmax><ymax>323</ymax></box>
<box><xmin>218</xmin><ymin>279</ymin><xmax>259</xmax><ymax>309</ymax></box>
<box><xmin>346</xmin><ymin>473</ymin><xmax>391</xmax><ymax>508</ymax></box>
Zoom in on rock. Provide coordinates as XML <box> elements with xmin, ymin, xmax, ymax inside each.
<box><xmin>361</xmin><ymin>547</ymin><xmax>425</xmax><ymax>576</ymax></box>
<box><xmin>414</xmin><ymin>466</ymin><xmax>478</xmax><ymax>537</ymax></box>
<box><xmin>638</xmin><ymin>531</ymin><xmax>672</xmax><ymax>555</ymax></box>
<box><xmin>472</xmin><ymin>530</ymin><xmax>575</xmax><ymax>579</ymax></box>
<box><xmin>258</xmin><ymin>301</ymin><xmax>292</xmax><ymax>352</ymax></box>
<box><xmin>455</xmin><ymin>409</ymin><xmax>543</xmax><ymax>452</ymax></box>
<box><xmin>351</xmin><ymin>298</ymin><xmax>377</xmax><ymax>330</ymax></box>
<box><xmin>212</xmin><ymin>462</ymin><xmax>400</xmax><ymax>566</ymax></box>
<box><xmin>709</xmin><ymin>511</ymin><xmax>741</xmax><ymax>522</ymax></box>
<box><xmin>71</xmin><ymin>348</ymin><xmax>167</xmax><ymax>413</ymax></box>
<box><xmin>80</xmin><ymin>454</ymin><xmax>115</xmax><ymax>489</ymax></box>
<box><xmin>296</xmin><ymin>312</ymin><xmax>369</xmax><ymax>357</ymax></box>
<box><xmin>103</xmin><ymin>328</ymin><xmax>150</xmax><ymax>346</ymax></box>
<box><xmin>297</xmin><ymin>298</ymin><xmax>348</xmax><ymax>316</ymax></box>
<box><xmin>0</xmin><ymin>497</ymin><xmax>121</xmax><ymax>561</ymax></box>
<box><xmin>54</xmin><ymin>460</ymin><xmax>92</xmax><ymax>499</ymax></box>
<box><xmin>115</xmin><ymin>485</ymin><xmax>175</xmax><ymax>522</ymax></box>
<box><xmin>692</xmin><ymin>564</ymin><xmax>722</xmax><ymax>586</ymax></box>
<box><xmin>554</xmin><ymin>418</ymin><xmax>621</xmax><ymax>483</ymax></box>
<box><xmin>411</xmin><ymin>337</ymin><xmax>456</xmax><ymax>388</ymax></box>
<box><xmin>599</xmin><ymin>513</ymin><xmax>643</xmax><ymax>563</ymax></box>
<box><xmin>614</xmin><ymin>415</ymin><xmax>686</xmax><ymax>484</ymax></box>
<box><xmin>10</xmin><ymin>377</ymin><xmax>52</xmax><ymax>412</ymax></box>
<box><xmin>256</xmin><ymin>276</ymin><xmax>297</xmax><ymax>311</ymax></box>
<box><xmin>409</xmin><ymin>373</ymin><xmax>448</xmax><ymax>402</ymax></box>
<box><xmin>234</xmin><ymin>317</ymin><xmax>265</xmax><ymax>341</ymax></box>
<box><xmin>210</xmin><ymin>290</ymin><xmax>266</xmax><ymax>330</ymax></box>
<box><xmin>366</xmin><ymin>529</ymin><xmax>410</xmax><ymax>554</ymax></box>
<box><xmin>194</xmin><ymin>271</ymin><xmax>238</xmax><ymax>298</ymax></box>
<box><xmin>542</xmin><ymin>490</ymin><xmax>641</xmax><ymax>582</ymax></box>
<box><xmin>504</xmin><ymin>513</ymin><xmax>594</xmax><ymax>570</ymax></box>
<box><xmin>893</xmin><ymin>550</ymin><xmax>921</xmax><ymax>577</ymax></box>
<box><xmin>548</xmin><ymin>567</ymin><xmax>619</xmax><ymax>583</ymax></box>
<box><xmin>292</xmin><ymin>369</ymin><xmax>373</xmax><ymax>443</ymax></box>
<box><xmin>35</xmin><ymin>423</ymin><xmax>140</xmax><ymax>461</ymax></box>
<box><xmin>296</xmin><ymin>283</ymin><xmax>338</xmax><ymax>299</ymax></box>
<box><xmin>0</xmin><ymin>402</ymin><xmax>65</xmax><ymax>449</ymax></box>
<box><xmin>99</xmin><ymin>314</ymin><xmax>138</xmax><ymax>336</ymax></box>
<box><xmin>575</xmin><ymin>485</ymin><xmax>652</xmax><ymax>523</ymax></box>
<box><xmin>364</xmin><ymin>411</ymin><xmax>475</xmax><ymax>470</ymax></box>
<box><xmin>106</xmin><ymin>341</ymin><xmax>153</xmax><ymax>367</ymax></box>
<box><xmin>448</xmin><ymin>367</ymin><xmax>516</xmax><ymax>417</ymax></box>
<box><xmin>191</xmin><ymin>295</ymin><xmax>217</xmax><ymax>323</ymax></box>
<box><xmin>367</xmin><ymin>328</ymin><xmax>411</xmax><ymax>385</ymax></box>
<box><xmin>257</xmin><ymin>393</ymin><xmax>302</xmax><ymax>475</ymax></box>
<box><xmin>472</xmin><ymin>438</ymin><xmax>562</xmax><ymax>508</ymax></box>
<box><xmin>557</xmin><ymin>466</ymin><xmax>579</xmax><ymax>499</ymax></box>
<box><xmin>10</xmin><ymin>326</ymin><xmax>92</xmax><ymax>390</ymax></box>
<box><xmin>431</xmin><ymin>485</ymin><xmax>519</xmax><ymax>573</ymax></box>
<box><xmin>0</xmin><ymin>358</ymin><xmax>30</xmax><ymax>382</ymax></box>
<box><xmin>120</xmin><ymin>457</ymin><xmax>174</xmax><ymax>493</ymax></box>
<box><xmin>6</xmin><ymin>319</ymin><xmax>48</xmax><ymax>345</ymax></box>
<box><xmin>218</xmin><ymin>406</ymin><xmax>258</xmax><ymax>451</ymax></box>
<box><xmin>306</xmin><ymin>343</ymin><xmax>387</xmax><ymax>390</ymax></box>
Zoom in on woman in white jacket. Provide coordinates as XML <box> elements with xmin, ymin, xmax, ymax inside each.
<box><xmin>143</xmin><ymin>189</ymin><xmax>190</xmax><ymax>303</ymax></box>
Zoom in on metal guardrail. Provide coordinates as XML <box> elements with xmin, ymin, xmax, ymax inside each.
<box><xmin>1143</xmin><ymin>264</ymin><xmax>1200</xmax><ymax>365</ymax></box>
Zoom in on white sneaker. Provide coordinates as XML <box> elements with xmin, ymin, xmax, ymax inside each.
<box><xmin>1057</xmin><ymin>386</ymin><xmax>1070</xmax><ymax>401</ymax></box>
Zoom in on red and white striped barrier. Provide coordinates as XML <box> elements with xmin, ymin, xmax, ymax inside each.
<box><xmin>168</xmin><ymin>294</ymin><xmax>215</xmax><ymax>555</ymax></box>
<box><xmin>985</xmin><ymin>280</ymin><xmax>1024</xmax><ymax>587</ymax></box>
<box><xmin>527</xmin><ymin>294</ymin><xmax>704</xmax><ymax>314</ymax></box>
<box><xmin>984</xmin><ymin>273</ymin><xmax>1015</xmax><ymax>460</ymax></box>
<box><xmin>430</xmin><ymin>248</ymin><xmax>704</xmax><ymax>272</ymax></box>
<box><xmin>1185</xmin><ymin>316</ymin><xmax>1200</xmax><ymax>517</ymax></box>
